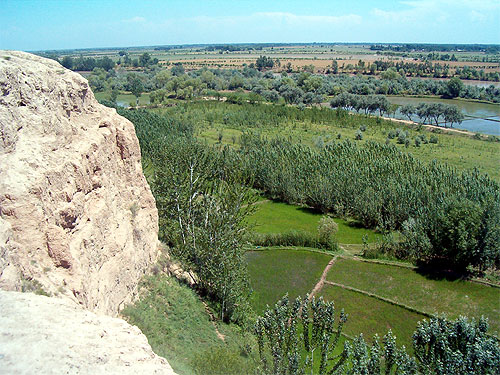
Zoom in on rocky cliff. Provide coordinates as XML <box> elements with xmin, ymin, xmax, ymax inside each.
<box><xmin>0</xmin><ymin>50</ymin><xmax>159</xmax><ymax>315</ymax></box>
<box><xmin>0</xmin><ymin>290</ymin><xmax>176</xmax><ymax>374</ymax></box>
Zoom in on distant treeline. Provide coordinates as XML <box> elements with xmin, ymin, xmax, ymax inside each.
<box><xmin>370</xmin><ymin>43</ymin><xmax>500</xmax><ymax>53</ymax></box>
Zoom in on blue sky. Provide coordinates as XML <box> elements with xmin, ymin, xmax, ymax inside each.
<box><xmin>1</xmin><ymin>0</ymin><xmax>499</xmax><ymax>51</ymax></box>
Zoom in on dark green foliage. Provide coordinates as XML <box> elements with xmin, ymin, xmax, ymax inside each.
<box><xmin>343</xmin><ymin>332</ymin><xmax>417</xmax><ymax>375</ymax></box>
<box><xmin>247</xmin><ymin>230</ymin><xmax>338</xmax><ymax>251</ymax></box>
<box><xmin>413</xmin><ymin>316</ymin><xmax>500</xmax><ymax>375</ymax></box>
<box><xmin>256</xmin><ymin>297</ymin><xmax>500</xmax><ymax>375</ymax></box>
<box><xmin>237</xmin><ymin>135</ymin><xmax>500</xmax><ymax>272</ymax></box>
<box><xmin>254</xmin><ymin>295</ymin><xmax>348</xmax><ymax>375</ymax></box>
<box><xmin>446</xmin><ymin>77</ymin><xmax>464</xmax><ymax>98</ymax></box>
<box><xmin>119</xmin><ymin>109</ymin><xmax>253</xmax><ymax>323</ymax></box>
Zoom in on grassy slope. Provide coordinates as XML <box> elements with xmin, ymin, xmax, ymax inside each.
<box><xmin>248</xmin><ymin>200</ymin><xmax>382</xmax><ymax>244</ymax></box>
<box><xmin>122</xmin><ymin>275</ymin><xmax>258</xmax><ymax>375</ymax></box>
<box><xmin>326</xmin><ymin>258</ymin><xmax>500</xmax><ymax>335</ymax></box>
<box><xmin>245</xmin><ymin>249</ymin><xmax>332</xmax><ymax>314</ymax></box>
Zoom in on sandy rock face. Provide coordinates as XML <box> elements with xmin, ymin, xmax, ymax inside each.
<box><xmin>0</xmin><ymin>51</ymin><xmax>160</xmax><ymax>315</ymax></box>
<box><xmin>0</xmin><ymin>290</ymin><xmax>176</xmax><ymax>374</ymax></box>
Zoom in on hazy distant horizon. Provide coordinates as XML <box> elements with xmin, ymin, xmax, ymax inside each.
<box><xmin>1</xmin><ymin>0</ymin><xmax>499</xmax><ymax>51</ymax></box>
<box><xmin>20</xmin><ymin>41</ymin><xmax>500</xmax><ymax>55</ymax></box>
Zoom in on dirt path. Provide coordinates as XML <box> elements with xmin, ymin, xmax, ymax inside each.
<box><xmin>308</xmin><ymin>255</ymin><xmax>338</xmax><ymax>300</ymax></box>
<box><xmin>201</xmin><ymin>300</ymin><xmax>226</xmax><ymax>342</ymax></box>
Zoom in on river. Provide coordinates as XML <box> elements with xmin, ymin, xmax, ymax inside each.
<box><xmin>387</xmin><ymin>96</ymin><xmax>500</xmax><ymax>136</ymax></box>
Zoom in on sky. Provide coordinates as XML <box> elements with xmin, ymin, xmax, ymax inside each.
<box><xmin>0</xmin><ymin>0</ymin><xmax>499</xmax><ymax>51</ymax></box>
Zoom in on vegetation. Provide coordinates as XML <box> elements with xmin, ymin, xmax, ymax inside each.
<box><xmin>122</xmin><ymin>274</ymin><xmax>258</xmax><ymax>375</ymax></box>
<box><xmin>114</xmin><ymin>91</ymin><xmax>499</xmax><ymax>373</ymax></box>
<box><xmin>119</xmin><ymin>109</ymin><xmax>254</xmax><ymax>324</ymax></box>
<box><xmin>247</xmin><ymin>200</ymin><xmax>381</xmax><ymax>246</ymax></box>
<box><xmin>255</xmin><ymin>296</ymin><xmax>500</xmax><ymax>374</ymax></box>
<box><xmin>246</xmin><ymin>249</ymin><xmax>332</xmax><ymax>314</ymax></box>
<box><xmin>326</xmin><ymin>258</ymin><xmax>500</xmax><ymax>334</ymax></box>
<box><xmin>238</xmin><ymin>135</ymin><xmax>499</xmax><ymax>273</ymax></box>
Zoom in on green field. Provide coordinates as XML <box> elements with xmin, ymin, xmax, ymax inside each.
<box><xmin>248</xmin><ymin>200</ymin><xmax>382</xmax><ymax>244</ymax></box>
<box><xmin>245</xmin><ymin>249</ymin><xmax>332</xmax><ymax>313</ymax></box>
<box><xmin>320</xmin><ymin>284</ymin><xmax>425</xmax><ymax>349</ymax></box>
<box><xmin>245</xmin><ymin>250</ymin><xmax>500</xmax><ymax>351</ymax></box>
<box><xmin>327</xmin><ymin>258</ymin><xmax>500</xmax><ymax>335</ymax></box>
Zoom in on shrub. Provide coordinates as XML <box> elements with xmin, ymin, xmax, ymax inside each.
<box><xmin>355</xmin><ymin>130</ymin><xmax>363</xmax><ymax>140</ymax></box>
<box><xmin>429</xmin><ymin>135</ymin><xmax>438</xmax><ymax>143</ymax></box>
<box><xmin>317</xmin><ymin>216</ymin><xmax>339</xmax><ymax>248</ymax></box>
<box><xmin>397</xmin><ymin>132</ymin><xmax>407</xmax><ymax>144</ymax></box>
<box><xmin>247</xmin><ymin>230</ymin><xmax>338</xmax><ymax>251</ymax></box>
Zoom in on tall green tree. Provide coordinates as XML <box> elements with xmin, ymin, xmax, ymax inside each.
<box><xmin>446</xmin><ymin>77</ymin><xmax>464</xmax><ymax>98</ymax></box>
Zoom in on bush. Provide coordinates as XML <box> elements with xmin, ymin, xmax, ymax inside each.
<box><xmin>429</xmin><ymin>135</ymin><xmax>438</xmax><ymax>143</ymax></box>
<box><xmin>397</xmin><ymin>132</ymin><xmax>407</xmax><ymax>144</ymax></box>
<box><xmin>363</xmin><ymin>232</ymin><xmax>400</xmax><ymax>260</ymax></box>
<box><xmin>247</xmin><ymin>230</ymin><xmax>338</xmax><ymax>251</ymax></box>
<box><xmin>355</xmin><ymin>130</ymin><xmax>363</xmax><ymax>140</ymax></box>
<box><xmin>317</xmin><ymin>216</ymin><xmax>338</xmax><ymax>247</ymax></box>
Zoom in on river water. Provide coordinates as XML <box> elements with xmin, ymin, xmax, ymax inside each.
<box><xmin>387</xmin><ymin>97</ymin><xmax>500</xmax><ymax>136</ymax></box>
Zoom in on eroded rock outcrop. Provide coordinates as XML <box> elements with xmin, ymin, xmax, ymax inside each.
<box><xmin>0</xmin><ymin>290</ymin><xmax>176</xmax><ymax>374</ymax></box>
<box><xmin>0</xmin><ymin>50</ymin><xmax>160</xmax><ymax>315</ymax></box>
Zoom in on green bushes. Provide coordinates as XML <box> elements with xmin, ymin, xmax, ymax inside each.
<box><xmin>413</xmin><ymin>316</ymin><xmax>500</xmax><ymax>375</ymax></box>
<box><xmin>255</xmin><ymin>296</ymin><xmax>500</xmax><ymax>375</ymax></box>
<box><xmin>247</xmin><ymin>230</ymin><xmax>338</xmax><ymax>251</ymax></box>
<box><xmin>238</xmin><ymin>135</ymin><xmax>500</xmax><ymax>272</ymax></box>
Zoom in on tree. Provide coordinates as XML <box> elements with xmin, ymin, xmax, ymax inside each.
<box><xmin>446</xmin><ymin>77</ymin><xmax>464</xmax><ymax>98</ymax></box>
<box><xmin>171</xmin><ymin>63</ymin><xmax>185</xmax><ymax>76</ymax></box>
<box><xmin>139</xmin><ymin>52</ymin><xmax>152</xmax><ymax>67</ymax></box>
<box><xmin>413</xmin><ymin>316</ymin><xmax>500</xmax><ymax>375</ymax></box>
<box><xmin>99</xmin><ymin>56</ymin><xmax>115</xmax><ymax>71</ymax></box>
<box><xmin>255</xmin><ymin>295</ymin><xmax>348</xmax><ymax>375</ymax></box>
<box><xmin>400</xmin><ymin>104</ymin><xmax>416</xmax><ymax>121</ymax></box>
<box><xmin>256</xmin><ymin>55</ymin><xmax>274</xmax><ymax>71</ymax></box>
<box><xmin>61</xmin><ymin>56</ymin><xmax>74</xmax><ymax>70</ymax></box>
<box><xmin>127</xmin><ymin>73</ymin><xmax>143</xmax><ymax>105</ymax></box>
<box><xmin>443</xmin><ymin>105</ymin><xmax>464</xmax><ymax>127</ymax></box>
<box><xmin>153</xmin><ymin>140</ymin><xmax>254</xmax><ymax>323</ymax></box>
<box><xmin>331</xmin><ymin>60</ymin><xmax>338</xmax><ymax>74</ymax></box>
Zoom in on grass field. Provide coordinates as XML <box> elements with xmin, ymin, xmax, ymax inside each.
<box><xmin>245</xmin><ymin>249</ymin><xmax>332</xmax><ymax>313</ymax></box>
<box><xmin>320</xmin><ymin>284</ymin><xmax>425</xmax><ymax>349</ymax></box>
<box><xmin>326</xmin><ymin>258</ymin><xmax>500</xmax><ymax>335</ymax></box>
<box><xmin>248</xmin><ymin>200</ymin><xmax>382</xmax><ymax>244</ymax></box>
<box><xmin>245</xmin><ymin>250</ymin><xmax>500</xmax><ymax>351</ymax></box>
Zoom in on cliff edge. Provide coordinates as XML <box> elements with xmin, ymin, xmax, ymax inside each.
<box><xmin>0</xmin><ymin>50</ymin><xmax>160</xmax><ymax>315</ymax></box>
